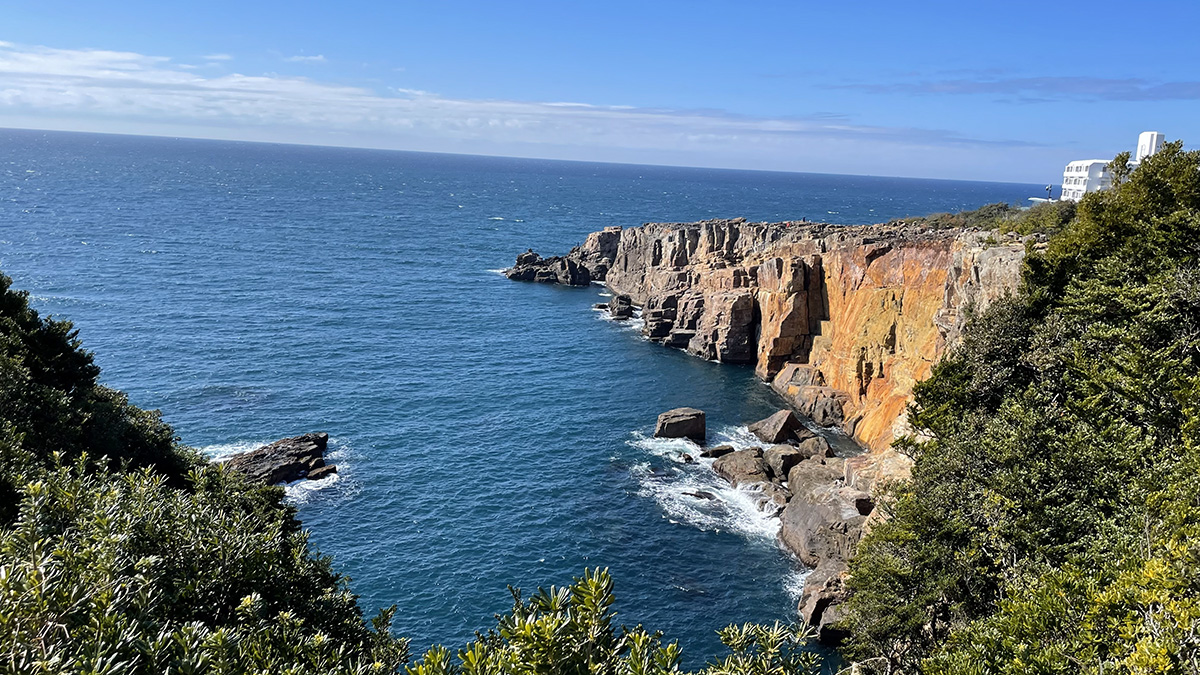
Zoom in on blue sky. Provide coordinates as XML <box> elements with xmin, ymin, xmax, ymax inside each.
<box><xmin>2</xmin><ymin>0</ymin><xmax>1196</xmax><ymax>182</ymax></box>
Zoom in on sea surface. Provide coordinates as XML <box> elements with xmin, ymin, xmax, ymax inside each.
<box><xmin>0</xmin><ymin>128</ymin><xmax>1040</xmax><ymax>663</ymax></box>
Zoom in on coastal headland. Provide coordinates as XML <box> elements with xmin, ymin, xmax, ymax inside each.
<box><xmin>508</xmin><ymin>217</ymin><xmax>1036</xmax><ymax>639</ymax></box>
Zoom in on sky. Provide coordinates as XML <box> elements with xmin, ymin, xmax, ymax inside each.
<box><xmin>1</xmin><ymin>0</ymin><xmax>1197</xmax><ymax>183</ymax></box>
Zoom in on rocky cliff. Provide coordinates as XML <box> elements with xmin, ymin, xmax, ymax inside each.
<box><xmin>509</xmin><ymin>217</ymin><xmax>1031</xmax><ymax>640</ymax></box>
<box><xmin>580</xmin><ymin>219</ymin><xmax>1027</xmax><ymax>453</ymax></box>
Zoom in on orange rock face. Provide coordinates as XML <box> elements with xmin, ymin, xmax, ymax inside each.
<box><xmin>596</xmin><ymin>219</ymin><xmax>1026</xmax><ymax>461</ymax></box>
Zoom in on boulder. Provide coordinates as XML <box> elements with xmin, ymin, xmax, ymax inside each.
<box><xmin>763</xmin><ymin>444</ymin><xmax>806</xmax><ymax>479</ymax></box>
<box><xmin>225</xmin><ymin>433</ymin><xmax>330</xmax><ymax>485</ymax></box>
<box><xmin>712</xmin><ymin>448</ymin><xmax>769</xmax><ymax>486</ymax></box>
<box><xmin>654</xmin><ymin>407</ymin><xmax>706</xmax><ymax>442</ymax></box>
<box><xmin>799</xmin><ymin>563</ymin><xmax>848</xmax><ymax>626</ymax></box>
<box><xmin>747</xmin><ymin>410</ymin><xmax>812</xmax><ymax>444</ymax></box>
<box><xmin>779</xmin><ymin>458</ymin><xmax>866</xmax><ymax>568</ymax></box>
<box><xmin>797</xmin><ymin>435</ymin><xmax>833</xmax><ymax>460</ymax></box>
<box><xmin>699</xmin><ymin>444</ymin><xmax>736</xmax><ymax>458</ymax></box>
<box><xmin>306</xmin><ymin>464</ymin><xmax>338</xmax><ymax>481</ymax></box>
<box><xmin>754</xmin><ymin>482</ymin><xmax>792</xmax><ymax>512</ymax></box>
<box><xmin>608</xmin><ymin>294</ymin><xmax>634</xmax><ymax>320</ymax></box>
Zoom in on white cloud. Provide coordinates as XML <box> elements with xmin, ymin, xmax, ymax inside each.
<box><xmin>0</xmin><ymin>41</ymin><xmax>1058</xmax><ymax>179</ymax></box>
<box><xmin>202</xmin><ymin>53</ymin><xmax>233</xmax><ymax>61</ymax></box>
<box><xmin>285</xmin><ymin>54</ymin><xmax>326</xmax><ymax>63</ymax></box>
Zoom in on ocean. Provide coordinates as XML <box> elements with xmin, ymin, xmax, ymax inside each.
<box><xmin>0</xmin><ymin>128</ymin><xmax>1040</xmax><ymax>663</ymax></box>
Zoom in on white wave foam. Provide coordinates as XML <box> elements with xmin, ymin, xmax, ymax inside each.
<box><xmin>488</xmin><ymin>216</ymin><xmax>505</xmax><ymax>220</ymax></box>
<box><xmin>486</xmin><ymin>268</ymin><xmax>509</xmax><ymax>276</ymax></box>
<box><xmin>626</xmin><ymin>431</ymin><xmax>783</xmax><ymax>542</ymax></box>
<box><xmin>199</xmin><ymin>439</ymin><xmax>269</xmax><ymax>462</ymax></box>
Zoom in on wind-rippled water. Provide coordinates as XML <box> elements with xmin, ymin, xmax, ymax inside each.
<box><xmin>0</xmin><ymin>129</ymin><xmax>1039</xmax><ymax>663</ymax></box>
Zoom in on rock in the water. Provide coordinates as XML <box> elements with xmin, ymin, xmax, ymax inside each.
<box><xmin>306</xmin><ymin>464</ymin><xmax>338</xmax><ymax>481</ymax></box>
<box><xmin>747</xmin><ymin>410</ymin><xmax>811</xmax><ymax>444</ymax></box>
<box><xmin>764</xmin><ymin>444</ymin><xmax>806</xmax><ymax>479</ymax></box>
<box><xmin>608</xmin><ymin>294</ymin><xmax>634</xmax><ymax>320</ymax></box>
<box><xmin>504</xmin><ymin>250</ymin><xmax>591</xmax><ymax>286</ymax></box>
<box><xmin>799</xmin><ymin>563</ymin><xmax>849</xmax><ymax>626</ymax></box>
<box><xmin>779</xmin><ymin>459</ymin><xmax>866</xmax><ymax>568</ymax></box>
<box><xmin>685</xmin><ymin>490</ymin><xmax>717</xmax><ymax>500</ymax></box>
<box><xmin>225</xmin><ymin>432</ymin><xmax>330</xmax><ymax>485</ymax></box>
<box><xmin>700</xmin><ymin>444</ymin><xmax>736</xmax><ymax>458</ymax></box>
<box><xmin>712</xmin><ymin>448</ymin><xmax>769</xmax><ymax>486</ymax></box>
<box><xmin>654</xmin><ymin>407</ymin><xmax>706</xmax><ymax>442</ymax></box>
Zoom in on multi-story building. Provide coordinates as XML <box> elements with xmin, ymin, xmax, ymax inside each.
<box><xmin>1061</xmin><ymin>160</ymin><xmax>1112</xmax><ymax>201</ymax></box>
<box><xmin>1060</xmin><ymin>131</ymin><xmax>1164</xmax><ymax>202</ymax></box>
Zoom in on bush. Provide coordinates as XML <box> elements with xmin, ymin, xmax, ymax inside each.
<box><xmin>843</xmin><ymin>142</ymin><xmax>1200</xmax><ymax>672</ymax></box>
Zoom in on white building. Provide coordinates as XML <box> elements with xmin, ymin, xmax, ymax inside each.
<box><xmin>1060</xmin><ymin>131</ymin><xmax>1165</xmax><ymax>201</ymax></box>
<box><xmin>1135</xmin><ymin>131</ymin><xmax>1165</xmax><ymax>164</ymax></box>
<box><xmin>1061</xmin><ymin>160</ymin><xmax>1112</xmax><ymax>201</ymax></box>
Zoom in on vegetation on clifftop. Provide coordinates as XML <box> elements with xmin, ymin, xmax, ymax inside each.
<box><xmin>845</xmin><ymin>141</ymin><xmax>1200</xmax><ymax>673</ymax></box>
<box><xmin>890</xmin><ymin>198</ymin><xmax>1076</xmax><ymax>236</ymax></box>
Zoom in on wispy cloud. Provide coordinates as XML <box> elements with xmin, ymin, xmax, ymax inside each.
<box><xmin>0</xmin><ymin>41</ymin><xmax>1060</xmax><ymax>179</ymax></box>
<box><xmin>202</xmin><ymin>53</ymin><xmax>233</xmax><ymax>61</ymax></box>
<box><xmin>285</xmin><ymin>54</ymin><xmax>326</xmax><ymax>63</ymax></box>
<box><xmin>837</xmin><ymin>75</ymin><xmax>1200</xmax><ymax>102</ymax></box>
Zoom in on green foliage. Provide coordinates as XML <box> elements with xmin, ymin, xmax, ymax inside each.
<box><xmin>892</xmin><ymin>199</ymin><xmax>1074</xmax><ymax>237</ymax></box>
<box><xmin>0</xmin><ymin>458</ymin><xmax>408</xmax><ymax>674</ymax></box>
<box><xmin>406</xmin><ymin>569</ymin><xmax>826</xmax><ymax>675</ymax></box>
<box><xmin>843</xmin><ymin>141</ymin><xmax>1200</xmax><ymax>672</ymax></box>
<box><xmin>0</xmin><ymin>273</ymin><xmax>201</xmax><ymax>522</ymax></box>
<box><xmin>0</xmin><ymin>271</ymin><xmax>409</xmax><ymax>673</ymax></box>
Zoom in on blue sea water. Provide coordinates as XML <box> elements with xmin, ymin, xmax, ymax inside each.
<box><xmin>0</xmin><ymin>128</ymin><xmax>1040</xmax><ymax>663</ymax></box>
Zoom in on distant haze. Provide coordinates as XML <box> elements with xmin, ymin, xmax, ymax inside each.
<box><xmin>2</xmin><ymin>0</ymin><xmax>1196</xmax><ymax>182</ymax></box>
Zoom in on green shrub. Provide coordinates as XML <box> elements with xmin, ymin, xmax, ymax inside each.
<box><xmin>844</xmin><ymin>142</ymin><xmax>1200</xmax><ymax>672</ymax></box>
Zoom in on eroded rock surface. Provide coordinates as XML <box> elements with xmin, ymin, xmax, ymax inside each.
<box><xmin>654</xmin><ymin>407</ymin><xmax>706</xmax><ymax>442</ymax></box>
<box><xmin>521</xmin><ymin>218</ymin><xmax>1029</xmax><ymax>642</ymax></box>
<box><xmin>225</xmin><ymin>432</ymin><xmax>335</xmax><ymax>485</ymax></box>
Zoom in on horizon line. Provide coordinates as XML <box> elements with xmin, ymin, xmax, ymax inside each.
<box><xmin>0</xmin><ymin>124</ymin><xmax>1046</xmax><ymax>188</ymax></box>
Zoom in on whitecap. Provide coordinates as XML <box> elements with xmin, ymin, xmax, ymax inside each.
<box><xmin>486</xmin><ymin>268</ymin><xmax>509</xmax><ymax>276</ymax></box>
<box><xmin>488</xmin><ymin>216</ymin><xmax>505</xmax><ymax>221</ymax></box>
<box><xmin>626</xmin><ymin>429</ymin><xmax>784</xmax><ymax>542</ymax></box>
<box><xmin>198</xmin><ymin>439</ymin><xmax>270</xmax><ymax>462</ymax></box>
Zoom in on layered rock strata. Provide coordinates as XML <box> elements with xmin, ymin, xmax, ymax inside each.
<box><xmin>525</xmin><ymin>218</ymin><xmax>1027</xmax><ymax>456</ymax></box>
<box><xmin>517</xmin><ymin>219</ymin><xmax>1029</xmax><ymax>640</ymax></box>
<box><xmin>225</xmin><ymin>432</ymin><xmax>336</xmax><ymax>485</ymax></box>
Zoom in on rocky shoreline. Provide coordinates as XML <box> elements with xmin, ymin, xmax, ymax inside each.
<box><xmin>506</xmin><ymin>217</ymin><xmax>1031</xmax><ymax>642</ymax></box>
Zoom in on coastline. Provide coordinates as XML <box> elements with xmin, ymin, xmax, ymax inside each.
<box><xmin>506</xmin><ymin>216</ymin><xmax>1030</xmax><ymax>640</ymax></box>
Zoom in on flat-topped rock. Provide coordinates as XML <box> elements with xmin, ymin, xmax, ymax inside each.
<box><xmin>654</xmin><ymin>407</ymin><xmax>705</xmax><ymax>442</ymax></box>
<box><xmin>225</xmin><ymin>432</ymin><xmax>333</xmax><ymax>485</ymax></box>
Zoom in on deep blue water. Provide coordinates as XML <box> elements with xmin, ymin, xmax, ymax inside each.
<box><xmin>0</xmin><ymin>128</ymin><xmax>1040</xmax><ymax>663</ymax></box>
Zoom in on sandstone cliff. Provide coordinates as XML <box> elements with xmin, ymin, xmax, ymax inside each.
<box><xmin>586</xmin><ymin>219</ymin><xmax>1026</xmax><ymax>455</ymax></box>
<box><xmin>511</xmin><ymin>217</ymin><xmax>1030</xmax><ymax>640</ymax></box>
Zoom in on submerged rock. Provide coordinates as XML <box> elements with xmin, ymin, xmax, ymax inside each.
<box><xmin>699</xmin><ymin>444</ymin><xmax>736</xmax><ymax>458</ymax></box>
<box><xmin>225</xmin><ymin>432</ymin><xmax>334</xmax><ymax>485</ymax></box>
<box><xmin>654</xmin><ymin>407</ymin><xmax>706</xmax><ymax>442</ymax></box>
